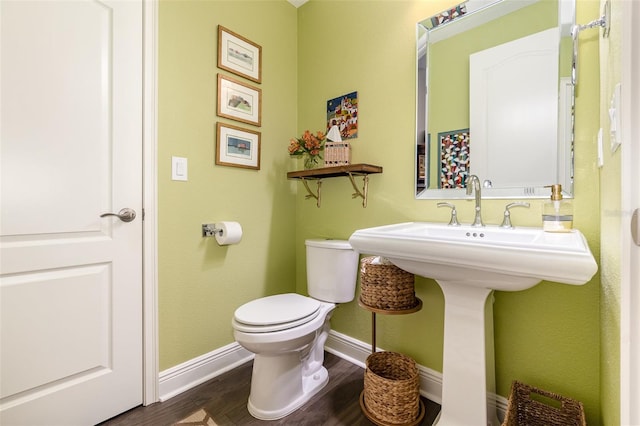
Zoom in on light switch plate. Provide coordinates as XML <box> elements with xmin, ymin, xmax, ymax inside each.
<box><xmin>172</xmin><ymin>156</ymin><xmax>188</xmax><ymax>181</ymax></box>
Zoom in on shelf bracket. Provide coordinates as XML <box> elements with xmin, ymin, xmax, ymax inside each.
<box><xmin>347</xmin><ymin>172</ymin><xmax>369</xmax><ymax>208</ymax></box>
<box><xmin>300</xmin><ymin>178</ymin><xmax>322</xmax><ymax>208</ymax></box>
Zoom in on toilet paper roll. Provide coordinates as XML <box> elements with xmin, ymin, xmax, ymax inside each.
<box><xmin>214</xmin><ymin>221</ymin><xmax>242</xmax><ymax>245</ymax></box>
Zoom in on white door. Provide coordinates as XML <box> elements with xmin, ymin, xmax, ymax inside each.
<box><xmin>0</xmin><ymin>1</ymin><xmax>143</xmax><ymax>424</ymax></box>
<box><xmin>621</xmin><ymin>0</ymin><xmax>640</xmax><ymax>423</ymax></box>
<box><xmin>470</xmin><ymin>28</ymin><xmax>559</xmax><ymax>188</ymax></box>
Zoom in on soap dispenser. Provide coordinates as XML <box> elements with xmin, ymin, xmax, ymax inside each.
<box><xmin>542</xmin><ymin>184</ymin><xmax>573</xmax><ymax>232</ymax></box>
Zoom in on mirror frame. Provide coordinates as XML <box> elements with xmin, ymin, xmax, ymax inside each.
<box><xmin>415</xmin><ymin>0</ymin><xmax>576</xmax><ymax>200</ymax></box>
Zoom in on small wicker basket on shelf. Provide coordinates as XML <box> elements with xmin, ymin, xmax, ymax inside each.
<box><xmin>363</xmin><ymin>351</ymin><xmax>421</xmax><ymax>425</ymax></box>
<box><xmin>359</xmin><ymin>256</ymin><xmax>416</xmax><ymax>310</ymax></box>
<box><xmin>502</xmin><ymin>381</ymin><xmax>586</xmax><ymax>426</ymax></box>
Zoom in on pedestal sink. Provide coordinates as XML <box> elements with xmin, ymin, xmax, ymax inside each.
<box><xmin>348</xmin><ymin>222</ymin><xmax>598</xmax><ymax>426</ymax></box>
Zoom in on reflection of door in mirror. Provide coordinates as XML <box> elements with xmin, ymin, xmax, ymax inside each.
<box><xmin>470</xmin><ymin>27</ymin><xmax>558</xmax><ymax>190</ymax></box>
<box><xmin>416</xmin><ymin>0</ymin><xmax>575</xmax><ymax>200</ymax></box>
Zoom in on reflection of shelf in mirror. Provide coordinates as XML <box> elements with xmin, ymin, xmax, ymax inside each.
<box><xmin>287</xmin><ymin>164</ymin><xmax>383</xmax><ymax>208</ymax></box>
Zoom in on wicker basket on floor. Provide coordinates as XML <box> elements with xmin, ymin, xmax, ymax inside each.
<box><xmin>363</xmin><ymin>351</ymin><xmax>420</xmax><ymax>425</ymax></box>
<box><xmin>359</xmin><ymin>256</ymin><xmax>415</xmax><ymax>310</ymax></box>
<box><xmin>502</xmin><ymin>381</ymin><xmax>586</xmax><ymax>426</ymax></box>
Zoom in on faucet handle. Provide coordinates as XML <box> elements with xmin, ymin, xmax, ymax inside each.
<box><xmin>438</xmin><ymin>202</ymin><xmax>460</xmax><ymax>226</ymax></box>
<box><xmin>500</xmin><ymin>202</ymin><xmax>531</xmax><ymax>228</ymax></box>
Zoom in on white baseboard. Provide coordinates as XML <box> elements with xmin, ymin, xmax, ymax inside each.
<box><xmin>158</xmin><ymin>331</ymin><xmax>508</xmax><ymax>419</ymax></box>
<box><xmin>325</xmin><ymin>330</ymin><xmax>443</xmax><ymax>403</ymax></box>
<box><xmin>158</xmin><ymin>342</ymin><xmax>253</xmax><ymax>401</ymax></box>
<box><xmin>325</xmin><ymin>330</ymin><xmax>508</xmax><ymax>419</ymax></box>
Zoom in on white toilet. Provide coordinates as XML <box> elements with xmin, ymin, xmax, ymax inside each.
<box><xmin>232</xmin><ymin>239</ymin><xmax>359</xmax><ymax>420</ymax></box>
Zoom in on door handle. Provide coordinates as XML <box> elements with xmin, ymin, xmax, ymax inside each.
<box><xmin>100</xmin><ymin>208</ymin><xmax>136</xmax><ymax>223</ymax></box>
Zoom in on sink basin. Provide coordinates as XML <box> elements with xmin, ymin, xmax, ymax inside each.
<box><xmin>348</xmin><ymin>222</ymin><xmax>598</xmax><ymax>426</ymax></box>
<box><xmin>348</xmin><ymin>222</ymin><xmax>598</xmax><ymax>291</ymax></box>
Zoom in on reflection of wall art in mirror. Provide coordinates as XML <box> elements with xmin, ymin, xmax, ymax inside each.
<box><xmin>217</xmin><ymin>74</ymin><xmax>262</xmax><ymax>127</ymax></box>
<box><xmin>217</xmin><ymin>26</ymin><xmax>262</xmax><ymax>83</ymax></box>
<box><xmin>417</xmin><ymin>134</ymin><xmax>430</xmax><ymax>191</ymax></box>
<box><xmin>429</xmin><ymin>4</ymin><xmax>467</xmax><ymax>29</ymax></box>
<box><xmin>326</xmin><ymin>92</ymin><xmax>358</xmax><ymax>140</ymax></box>
<box><xmin>438</xmin><ymin>129</ymin><xmax>469</xmax><ymax>189</ymax></box>
<box><xmin>216</xmin><ymin>122</ymin><xmax>261</xmax><ymax>170</ymax></box>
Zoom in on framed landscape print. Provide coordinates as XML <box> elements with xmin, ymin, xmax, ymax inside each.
<box><xmin>217</xmin><ymin>74</ymin><xmax>262</xmax><ymax>127</ymax></box>
<box><xmin>216</xmin><ymin>122</ymin><xmax>261</xmax><ymax>170</ymax></box>
<box><xmin>217</xmin><ymin>26</ymin><xmax>262</xmax><ymax>83</ymax></box>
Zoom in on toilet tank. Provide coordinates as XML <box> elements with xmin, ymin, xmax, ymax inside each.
<box><xmin>305</xmin><ymin>239</ymin><xmax>359</xmax><ymax>303</ymax></box>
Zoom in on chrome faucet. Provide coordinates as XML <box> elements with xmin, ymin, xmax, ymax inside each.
<box><xmin>500</xmin><ymin>202</ymin><xmax>530</xmax><ymax>228</ymax></box>
<box><xmin>466</xmin><ymin>175</ymin><xmax>484</xmax><ymax>227</ymax></box>
<box><xmin>437</xmin><ymin>202</ymin><xmax>460</xmax><ymax>226</ymax></box>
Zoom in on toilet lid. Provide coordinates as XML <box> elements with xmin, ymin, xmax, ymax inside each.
<box><xmin>234</xmin><ymin>294</ymin><xmax>321</xmax><ymax>331</ymax></box>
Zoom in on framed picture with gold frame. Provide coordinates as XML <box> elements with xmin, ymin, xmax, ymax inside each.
<box><xmin>217</xmin><ymin>25</ymin><xmax>262</xmax><ymax>83</ymax></box>
<box><xmin>216</xmin><ymin>122</ymin><xmax>261</xmax><ymax>170</ymax></box>
<box><xmin>217</xmin><ymin>74</ymin><xmax>262</xmax><ymax>127</ymax></box>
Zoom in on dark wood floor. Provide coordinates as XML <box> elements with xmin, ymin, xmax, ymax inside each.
<box><xmin>100</xmin><ymin>352</ymin><xmax>440</xmax><ymax>425</ymax></box>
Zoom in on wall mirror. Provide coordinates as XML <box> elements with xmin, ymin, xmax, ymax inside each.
<box><xmin>415</xmin><ymin>0</ymin><xmax>575</xmax><ymax>199</ymax></box>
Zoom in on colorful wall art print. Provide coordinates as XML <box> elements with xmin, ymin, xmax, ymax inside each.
<box><xmin>438</xmin><ymin>128</ymin><xmax>469</xmax><ymax>189</ymax></box>
<box><xmin>326</xmin><ymin>92</ymin><xmax>358</xmax><ymax>141</ymax></box>
<box><xmin>428</xmin><ymin>4</ymin><xmax>467</xmax><ymax>29</ymax></box>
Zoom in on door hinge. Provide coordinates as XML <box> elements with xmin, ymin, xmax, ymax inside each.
<box><xmin>632</xmin><ymin>208</ymin><xmax>639</xmax><ymax>247</ymax></box>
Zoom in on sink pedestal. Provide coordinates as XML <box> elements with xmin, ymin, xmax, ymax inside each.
<box><xmin>436</xmin><ymin>282</ymin><xmax>500</xmax><ymax>426</ymax></box>
<box><xmin>348</xmin><ymin>222</ymin><xmax>598</xmax><ymax>425</ymax></box>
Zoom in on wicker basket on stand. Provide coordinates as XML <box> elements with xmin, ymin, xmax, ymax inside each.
<box><xmin>363</xmin><ymin>351</ymin><xmax>421</xmax><ymax>425</ymax></box>
<box><xmin>502</xmin><ymin>381</ymin><xmax>586</xmax><ymax>426</ymax></box>
<box><xmin>359</xmin><ymin>256</ymin><xmax>416</xmax><ymax>310</ymax></box>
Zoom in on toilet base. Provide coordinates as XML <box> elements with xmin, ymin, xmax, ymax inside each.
<box><xmin>247</xmin><ymin>365</ymin><xmax>329</xmax><ymax>420</ymax></box>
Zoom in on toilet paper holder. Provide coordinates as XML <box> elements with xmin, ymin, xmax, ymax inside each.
<box><xmin>202</xmin><ymin>223</ymin><xmax>223</xmax><ymax>237</ymax></box>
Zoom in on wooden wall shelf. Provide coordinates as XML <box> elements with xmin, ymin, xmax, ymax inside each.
<box><xmin>286</xmin><ymin>163</ymin><xmax>383</xmax><ymax>208</ymax></box>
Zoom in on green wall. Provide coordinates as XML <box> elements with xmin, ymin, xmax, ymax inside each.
<box><xmin>598</xmin><ymin>0</ymin><xmax>623</xmax><ymax>424</ymax></box>
<box><xmin>157</xmin><ymin>1</ymin><xmax>620</xmax><ymax>424</ymax></box>
<box><xmin>297</xmin><ymin>0</ymin><xmax>602</xmax><ymax>423</ymax></box>
<box><xmin>158</xmin><ymin>0</ymin><xmax>299</xmax><ymax>369</ymax></box>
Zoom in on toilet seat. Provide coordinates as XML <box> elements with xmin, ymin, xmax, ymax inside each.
<box><xmin>233</xmin><ymin>293</ymin><xmax>321</xmax><ymax>333</ymax></box>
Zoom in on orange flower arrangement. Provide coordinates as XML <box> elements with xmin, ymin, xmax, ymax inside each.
<box><xmin>288</xmin><ymin>130</ymin><xmax>327</xmax><ymax>169</ymax></box>
<box><xmin>288</xmin><ymin>130</ymin><xmax>326</xmax><ymax>157</ymax></box>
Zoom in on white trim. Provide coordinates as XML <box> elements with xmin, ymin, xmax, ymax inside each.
<box><xmin>142</xmin><ymin>0</ymin><xmax>160</xmax><ymax>406</ymax></box>
<box><xmin>325</xmin><ymin>330</ymin><xmax>449</xmax><ymax>402</ymax></box>
<box><xmin>325</xmin><ymin>331</ymin><xmax>508</xmax><ymax>419</ymax></box>
<box><xmin>158</xmin><ymin>343</ymin><xmax>253</xmax><ymax>402</ymax></box>
<box><xmin>620</xmin><ymin>0</ymin><xmax>640</xmax><ymax>424</ymax></box>
<box><xmin>286</xmin><ymin>0</ymin><xmax>308</xmax><ymax>8</ymax></box>
<box><xmin>156</xmin><ymin>331</ymin><xmax>509</xmax><ymax>420</ymax></box>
